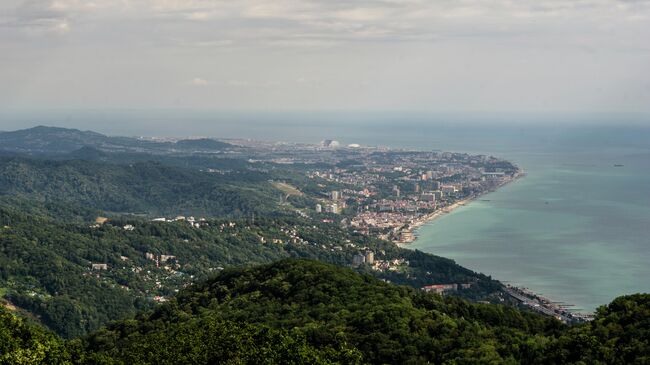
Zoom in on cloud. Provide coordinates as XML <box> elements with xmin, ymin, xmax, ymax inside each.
<box><xmin>4</xmin><ymin>0</ymin><xmax>649</xmax><ymax>44</ymax></box>
<box><xmin>1</xmin><ymin>0</ymin><xmax>71</xmax><ymax>34</ymax></box>
<box><xmin>2</xmin><ymin>1</ymin><xmax>649</xmax><ymax>51</ymax></box>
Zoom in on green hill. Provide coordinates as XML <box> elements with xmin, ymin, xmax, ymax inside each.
<box><xmin>1</xmin><ymin>260</ymin><xmax>649</xmax><ymax>364</ymax></box>
<box><xmin>0</xmin><ymin>157</ymin><xmax>282</xmax><ymax>219</ymax></box>
<box><xmin>0</xmin><ymin>126</ymin><xmax>234</xmax><ymax>156</ymax></box>
<box><xmin>0</xmin><ymin>207</ymin><xmax>502</xmax><ymax>338</ymax></box>
<box><xmin>80</xmin><ymin>260</ymin><xmax>650</xmax><ymax>364</ymax></box>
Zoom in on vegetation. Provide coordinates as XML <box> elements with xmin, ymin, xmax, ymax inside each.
<box><xmin>2</xmin><ymin>260</ymin><xmax>645</xmax><ymax>364</ymax></box>
<box><xmin>0</xmin><ymin>307</ymin><xmax>70</xmax><ymax>364</ymax></box>
<box><xmin>76</xmin><ymin>261</ymin><xmax>650</xmax><ymax>364</ymax></box>
<box><xmin>0</xmin><ymin>157</ymin><xmax>284</xmax><ymax>219</ymax></box>
<box><xmin>0</xmin><ymin>206</ymin><xmax>501</xmax><ymax>338</ymax></box>
<box><xmin>0</xmin><ymin>127</ymin><xmax>648</xmax><ymax>363</ymax></box>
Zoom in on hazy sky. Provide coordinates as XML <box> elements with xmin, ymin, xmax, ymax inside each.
<box><xmin>1</xmin><ymin>0</ymin><xmax>650</xmax><ymax>113</ymax></box>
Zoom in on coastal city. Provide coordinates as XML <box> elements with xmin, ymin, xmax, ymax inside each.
<box><xmin>225</xmin><ymin>139</ymin><xmax>589</xmax><ymax>322</ymax></box>
<box><xmin>75</xmin><ymin>136</ymin><xmax>591</xmax><ymax>323</ymax></box>
<box><xmin>236</xmin><ymin>139</ymin><xmax>522</xmax><ymax>244</ymax></box>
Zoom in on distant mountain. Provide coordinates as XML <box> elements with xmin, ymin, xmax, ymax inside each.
<box><xmin>0</xmin><ymin>126</ymin><xmax>110</xmax><ymax>154</ymax></box>
<box><xmin>0</xmin><ymin>126</ymin><xmax>234</xmax><ymax>155</ymax></box>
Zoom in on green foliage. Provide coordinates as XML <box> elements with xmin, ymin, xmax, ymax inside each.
<box><xmin>82</xmin><ymin>318</ymin><xmax>362</xmax><ymax>365</ymax></box>
<box><xmin>0</xmin><ymin>307</ymin><xmax>71</xmax><ymax>364</ymax></box>
<box><xmin>79</xmin><ymin>260</ymin><xmax>650</xmax><ymax>364</ymax></box>
<box><xmin>542</xmin><ymin>294</ymin><xmax>650</xmax><ymax>364</ymax></box>
<box><xmin>0</xmin><ymin>157</ymin><xmax>283</xmax><ymax>218</ymax></box>
<box><xmin>1</xmin><ymin>261</ymin><xmax>650</xmax><ymax>364</ymax></box>
<box><xmin>88</xmin><ymin>260</ymin><xmax>559</xmax><ymax>364</ymax></box>
<box><xmin>0</xmin><ymin>207</ymin><xmax>501</xmax><ymax>338</ymax></box>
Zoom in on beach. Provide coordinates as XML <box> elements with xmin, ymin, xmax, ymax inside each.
<box><xmin>396</xmin><ymin>170</ymin><xmax>525</xmax><ymax>246</ymax></box>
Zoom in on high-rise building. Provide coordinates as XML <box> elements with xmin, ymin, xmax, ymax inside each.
<box><xmin>352</xmin><ymin>254</ymin><xmax>366</xmax><ymax>267</ymax></box>
<box><xmin>331</xmin><ymin>191</ymin><xmax>342</xmax><ymax>200</ymax></box>
<box><xmin>315</xmin><ymin>204</ymin><xmax>322</xmax><ymax>213</ymax></box>
<box><xmin>364</xmin><ymin>251</ymin><xmax>374</xmax><ymax>265</ymax></box>
<box><xmin>421</xmin><ymin>192</ymin><xmax>436</xmax><ymax>202</ymax></box>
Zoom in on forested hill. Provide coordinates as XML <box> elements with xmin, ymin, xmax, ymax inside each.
<box><xmin>2</xmin><ymin>260</ymin><xmax>647</xmax><ymax>364</ymax></box>
<box><xmin>0</xmin><ymin>126</ymin><xmax>234</xmax><ymax>155</ymax></box>
<box><xmin>73</xmin><ymin>260</ymin><xmax>650</xmax><ymax>364</ymax></box>
<box><xmin>0</xmin><ymin>156</ymin><xmax>283</xmax><ymax>218</ymax></box>
<box><xmin>0</xmin><ymin>206</ymin><xmax>502</xmax><ymax>338</ymax></box>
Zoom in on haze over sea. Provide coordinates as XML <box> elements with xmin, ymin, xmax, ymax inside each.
<box><xmin>2</xmin><ymin>111</ymin><xmax>649</xmax><ymax>312</ymax></box>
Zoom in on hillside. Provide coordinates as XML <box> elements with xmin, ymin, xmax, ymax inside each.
<box><xmin>2</xmin><ymin>260</ymin><xmax>649</xmax><ymax>364</ymax></box>
<box><xmin>0</xmin><ymin>157</ymin><xmax>283</xmax><ymax>219</ymax></box>
<box><xmin>0</xmin><ymin>126</ymin><xmax>109</xmax><ymax>154</ymax></box>
<box><xmin>0</xmin><ymin>207</ymin><xmax>503</xmax><ymax>338</ymax></box>
<box><xmin>79</xmin><ymin>260</ymin><xmax>650</xmax><ymax>364</ymax></box>
<box><xmin>0</xmin><ymin>126</ymin><xmax>233</xmax><ymax>155</ymax></box>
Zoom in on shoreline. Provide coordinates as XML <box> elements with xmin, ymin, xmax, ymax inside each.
<box><xmin>393</xmin><ymin>169</ymin><xmax>594</xmax><ymax>321</ymax></box>
<box><xmin>396</xmin><ymin>169</ymin><xmax>526</xmax><ymax>246</ymax></box>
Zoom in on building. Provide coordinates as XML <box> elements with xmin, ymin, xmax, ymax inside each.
<box><xmin>441</xmin><ymin>186</ymin><xmax>457</xmax><ymax>195</ymax></box>
<box><xmin>331</xmin><ymin>190</ymin><xmax>342</xmax><ymax>200</ymax></box>
<box><xmin>320</xmin><ymin>139</ymin><xmax>341</xmax><ymax>148</ymax></box>
<box><xmin>352</xmin><ymin>254</ymin><xmax>366</xmax><ymax>267</ymax></box>
<box><xmin>422</xmin><ymin>284</ymin><xmax>458</xmax><ymax>295</ymax></box>
<box><xmin>91</xmin><ymin>263</ymin><xmax>108</xmax><ymax>270</ymax></box>
<box><xmin>420</xmin><ymin>192</ymin><xmax>436</xmax><ymax>202</ymax></box>
<box><xmin>364</xmin><ymin>251</ymin><xmax>374</xmax><ymax>264</ymax></box>
<box><xmin>324</xmin><ymin>203</ymin><xmax>340</xmax><ymax>214</ymax></box>
<box><xmin>95</xmin><ymin>216</ymin><xmax>109</xmax><ymax>225</ymax></box>
<box><xmin>315</xmin><ymin>204</ymin><xmax>322</xmax><ymax>213</ymax></box>
<box><xmin>160</xmin><ymin>255</ymin><xmax>176</xmax><ymax>263</ymax></box>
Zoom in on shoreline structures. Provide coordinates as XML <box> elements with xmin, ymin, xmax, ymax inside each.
<box><xmin>396</xmin><ymin>169</ymin><xmax>526</xmax><ymax>246</ymax></box>
<box><xmin>393</xmin><ymin>169</ymin><xmax>594</xmax><ymax>321</ymax></box>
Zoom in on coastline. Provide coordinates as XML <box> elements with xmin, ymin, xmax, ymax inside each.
<box><xmin>396</xmin><ymin>169</ymin><xmax>526</xmax><ymax>246</ymax></box>
<box><xmin>394</xmin><ymin>169</ymin><xmax>593</xmax><ymax>322</ymax></box>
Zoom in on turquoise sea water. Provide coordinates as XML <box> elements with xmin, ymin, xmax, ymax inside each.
<box><xmin>353</xmin><ymin>122</ymin><xmax>650</xmax><ymax>313</ymax></box>
<box><xmin>411</xmin><ymin>149</ymin><xmax>650</xmax><ymax>312</ymax></box>
<box><xmin>3</xmin><ymin>112</ymin><xmax>650</xmax><ymax>312</ymax></box>
<box><xmin>351</xmin><ymin>122</ymin><xmax>650</xmax><ymax>313</ymax></box>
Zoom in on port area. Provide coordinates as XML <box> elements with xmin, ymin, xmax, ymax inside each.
<box><xmin>504</xmin><ymin>285</ymin><xmax>594</xmax><ymax>324</ymax></box>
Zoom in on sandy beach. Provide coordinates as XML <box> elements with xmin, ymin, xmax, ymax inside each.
<box><xmin>396</xmin><ymin>170</ymin><xmax>525</xmax><ymax>246</ymax></box>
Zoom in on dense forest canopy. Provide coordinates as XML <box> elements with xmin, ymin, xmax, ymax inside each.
<box><xmin>1</xmin><ymin>260</ymin><xmax>649</xmax><ymax>364</ymax></box>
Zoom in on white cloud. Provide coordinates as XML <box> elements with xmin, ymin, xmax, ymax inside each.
<box><xmin>1</xmin><ymin>0</ymin><xmax>649</xmax><ymax>112</ymax></box>
<box><xmin>4</xmin><ymin>1</ymin><xmax>650</xmax><ymax>44</ymax></box>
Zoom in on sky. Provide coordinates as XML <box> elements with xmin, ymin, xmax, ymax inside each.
<box><xmin>1</xmin><ymin>0</ymin><xmax>650</xmax><ymax>115</ymax></box>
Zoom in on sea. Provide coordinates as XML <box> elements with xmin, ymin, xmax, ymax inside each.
<box><xmin>3</xmin><ymin>110</ymin><xmax>650</xmax><ymax>312</ymax></box>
